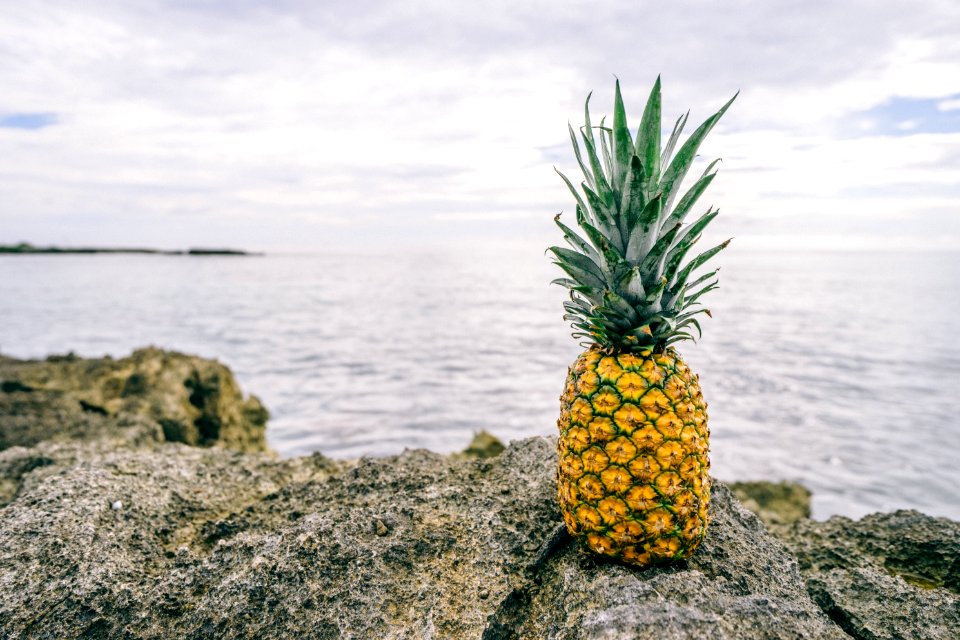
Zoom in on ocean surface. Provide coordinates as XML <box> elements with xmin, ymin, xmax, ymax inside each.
<box><xmin>1</xmin><ymin>247</ymin><xmax>959</xmax><ymax>520</ymax></box>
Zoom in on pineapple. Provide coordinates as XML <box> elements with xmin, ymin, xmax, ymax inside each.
<box><xmin>552</xmin><ymin>77</ymin><xmax>735</xmax><ymax>566</ymax></box>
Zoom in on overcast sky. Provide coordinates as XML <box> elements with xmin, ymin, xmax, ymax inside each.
<box><xmin>2</xmin><ymin>0</ymin><xmax>959</xmax><ymax>251</ymax></box>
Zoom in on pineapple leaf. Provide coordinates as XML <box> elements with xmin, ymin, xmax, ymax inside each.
<box><xmin>580</xmin><ymin>130</ymin><xmax>613</xmax><ymax>209</ymax></box>
<box><xmin>660</xmin><ymin>162</ymin><xmax>719</xmax><ymax>236</ymax></box>
<box><xmin>661</xmin><ymin>110</ymin><xmax>689</xmax><ymax>169</ymax></box>
<box><xmin>580</xmin><ymin>220</ymin><xmax>627</xmax><ymax>281</ymax></box>
<box><xmin>664</xmin><ymin>331</ymin><xmax>696</xmax><ymax>346</ymax></box>
<box><xmin>625</xmin><ymin>193</ymin><xmax>663</xmax><ymax>263</ymax></box>
<box><xmin>555</xmin><ymin>168</ymin><xmax>591</xmax><ymax>226</ymax></box>
<box><xmin>619</xmin><ymin>155</ymin><xmax>646</xmax><ymax>237</ymax></box>
<box><xmin>663</xmin><ymin>208</ymin><xmax>719</xmax><ymax>281</ymax></box>
<box><xmin>569</xmin><ymin>123</ymin><xmax>594</xmax><ymax>189</ymax></box>
<box><xmin>687</xmin><ymin>269</ymin><xmax>719</xmax><ymax>290</ymax></box>
<box><xmin>614</xmin><ymin>266</ymin><xmax>646</xmax><ymax>305</ymax></box>
<box><xmin>660</xmin><ymin>92</ymin><xmax>737</xmax><ymax>216</ymax></box>
<box><xmin>643</xmin><ymin>276</ymin><xmax>668</xmax><ymax>304</ymax></box>
<box><xmin>563</xmin><ymin>296</ymin><xmax>592</xmax><ymax>313</ymax></box>
<box><xmin>582</xmin><ymin>183</ymin><xmax>622</xmax><ymax>249</ymax></box>
<box><xmin>670</xmin><ymin>239</ymin><xmax>731</xmax><ymax>292</ymax></box>
<box><xmin>583</xmin><ymin>91</ymin><xmax>595</xmax><ymax>146</ymax></box>
<box><xmin>676</xmin><ymin>317</ymin><xmax>703</xmax><ymax>340</ymax></box>
<box><xmin>594</xmin><ymin>309</ymin><xmax>631</xmax><ymax>332</ymax></box>
<box><xmin>640</xmin><ymin>222</ymin><xmax>683</xmax><ymax>287</ymax></box>
<box><xmin>603</xmin><ymin>290</ymin><xmax>641</xmax><ymax>325</ymax></box>
<box><xmin>554</xmin><ymin>262</ymin><xmax>605</xmax><ymax>291</ymax></box>
<box><xmin>677</xmin><ymin>307</ymin><xmax>712</xmax><ymax>323</ymax></box>
<box><xmin>549</xmin><ymin>246</ymin><xmax>604</xmax><ymax>276</ymax></box>
<box><xmin>598</xmin><ymin>118</ymin><xmax>616</xmax><ymax>202</ymax></box>
<box><xmin>625</xmin><ymin>325</ymin><xmax>656</xmax><ymax>346</ymax></box>
<box><xmin>555</xmin><ymin>78</ymin><xmax>734</xmax><ymax>352</ymax></box>
<box><xmin>685</xmin><ymin>281</ymin><xmax>718</xmax><ymax>306</ymax></box>
<box><xmin>569</xmin><ymin>286</ymin><xmax>604</xmax><ymax>306</ymax></box>
<box><xmin>646</xmin><ymin>313</ymin><xmax>677</xmax><ymax>337</ymax></box>
<box><xmin>554</xmin><ymin>213</ymin><xmax>600</xmax><ymax>262</ymax></box>
<box><xmin>612</xmin><ymin>79</ymin><xmax>634</xmax><ymax>193</ymax></box>
<box><xmin>552</xmin><ymin>278</ymin><xmax>579</xmax><ymax>289</ymax></box>
<box><xmin>661</xmin><ymin>268</ymin><xmax>719</xmax><ymax>311</ymax></box>
<box><xmin>549</xmin><ymin>247</ymin><xmax>607</xmax><ymax>289</ymax></box>
<box><xmin>634</xmin><ymin>75</ymin><xmax>662</xmax><ymax>200</ymax></box>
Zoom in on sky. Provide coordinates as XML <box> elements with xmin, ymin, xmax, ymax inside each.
<box><xmin>1</xmin><ymin>0</ymin><xmax>960</xmax><ymax>251</ymax></box>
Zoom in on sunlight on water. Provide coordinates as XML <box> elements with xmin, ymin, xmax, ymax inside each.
<box><xmin>1</xmin><ymin>247</ymin><xmax>958</xmax><ymax>520</ymax></box>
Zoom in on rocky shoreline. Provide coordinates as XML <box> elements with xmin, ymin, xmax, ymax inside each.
<box><xmin>1</xmin><ymin>349</ymin><xmax>956</xmax><ymax>639</ymax></box>
<box><xmin>0</xmin><ymin>243</ymin><xmax>256</xmax><ymax>255</ymax></box>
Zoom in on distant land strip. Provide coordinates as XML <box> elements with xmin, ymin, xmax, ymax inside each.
<box><xmin>0</xmin><ymin>243</ymin><xmax>259</xmax><ymax>256</ymax></box>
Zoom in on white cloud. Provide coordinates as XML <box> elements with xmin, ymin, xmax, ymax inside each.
<box><xmin>1</xmin><ymin>0</ymin><xmax>959</xmax><ymax>250</ymax></box>
<box><xmin>938</xmin><ymin>98</ymin><xmax>960</xmax><ymax>112</ymax></box>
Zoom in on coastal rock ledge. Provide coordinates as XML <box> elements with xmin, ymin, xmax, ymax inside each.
<box><xmin>1</xmin><ymin>350</ymin><xmax>957</xmax><ymax>639</ymax></box>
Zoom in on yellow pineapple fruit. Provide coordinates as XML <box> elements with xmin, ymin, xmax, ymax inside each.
<box><xmin>551</xmin><ymin>77</ymin><xmax>736</xmax><ymax>566</ymax></box>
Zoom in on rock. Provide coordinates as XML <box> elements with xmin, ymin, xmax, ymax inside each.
<box><xmin>458</xmin><ymin>430</ymin><xmax>506</xmax><ymax>459</ymax></box>
<box><xmin>2</xmin><ymin>348</ymin><xmax>954</xmax><ymax>638</ymax></box>
<box><xmin>728</xmin><ymin>480</ymin><xmax>812</xmax><ymax>526</ymax></box>
<box><xmin>0</xmin><ymin>348</ymin><xmax>268</xmax><ymax>453</ymax></box>
<box><xmin>502</xmin><ymin>481</ymin><xmax>845</xmax><ymax>640</ymax></box>
<box><xmin>775</xmin><ymin>510</ymin><xmax>960</xmax><ymax>640</ymax></box>
<box><xmin>0</xmin><ymin>428</ymin><xmax>844</xmax><ymax>639</ymax></box>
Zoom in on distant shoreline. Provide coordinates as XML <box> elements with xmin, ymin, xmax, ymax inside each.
<box><xmin>0</xmin><ymin>243</ymin><xmax>260</xmax><ymax>256</ymax></box>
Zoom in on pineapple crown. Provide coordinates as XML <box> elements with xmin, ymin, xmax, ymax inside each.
<box><xmin>550</xmin><ymin>76</ymin><xmax>737</xmax><ymax>353</ymax></box>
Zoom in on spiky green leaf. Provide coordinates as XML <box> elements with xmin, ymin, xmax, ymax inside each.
<box><xmin>580</xmin><ymin>130</ymin><xmax>613</xmax><ymax>208</ymax></box>
<box><xmin>603</xmin><ymin>290</ymin><xmax>641</xmax><ymax>325</ymax></box>
<box><xmin>554</xmin><ymin>79</ymin><xmax>734</xmax><ymax>352</ymax></box>
<box><xmin>640</xmin><ymin>223</ymin><xmax>683</xmax><ymax>287</ymax></box>
<box><xmin>661</xmin><ymin>110</ymin><xmax>689</xmax><ymax>168</ymax></box>
<box><xmin>619</xmin><ymin>155</ymin><xmax>646</xmax><ymax>234</ymax></box>
<box><xmin>663</xmin><ymin>208</ymin><xmax>719</xmax><ymax>281</ymax></box>
<box><xmin>568</xmin><ymin>123</ymin><xmax>594</xmax><ymax>189</ymax></box>
<box><xmin>549</xmin><ymin>246</ymin><xmax>607</xmax><ymax>289</ymax></box>
<box><xmin>660</xmin><ymin>92</ymin><xmax>737</xmax><ymax>215</ymax></box>
<box><xmin>635</xmin><ymin>75</ymin><xmax>662</xmax><ymax>199</ymax></box>
<box><xmin>625</xmin><ymin>193</ymin><xmax>663</xmax><ymax>263</ymax></box>
<box><xmin>671</xmin><ymin>239</ymin><xmax>730</xmax><ymax>291</ymax></box>
<box><xmin>581</xmin><ymin>183</ymin><xmax>622</xmax><ymax>249</ymax></box>
<box><xmin>598</xmin><ymin>119</ymin><xmax>615</xmax><ymax>202</ymax></box>
<box><xmin>660</xmin><ymin>163</ymin><xmax>718</xmax><ymax>235</ymax></box>
<box><xmin>555</xmin><ymin>168</ymin><xmax>591</xmax><ymax>226</ymax></box>
<box><xmin>554</xmin><ymin>214</ymin><xmax>599</xmax><ymax>262</ymax></box>
<box><xmin>612</xmin><ymin>79</ymin><xmax>634</xmax><ymax>192</ymax></box>
<box><xmin>615</xmin><ymin>266</ymin><xmax>646</xmax><ymax>305</ymax></box>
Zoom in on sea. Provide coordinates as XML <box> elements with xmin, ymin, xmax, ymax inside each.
<box><xmin>1</xmin><ymin>246</ymin><xmax>958</xmax><ymax>521</ymax></box>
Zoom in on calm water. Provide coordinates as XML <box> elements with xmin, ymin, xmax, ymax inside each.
<box><xmin>1</xmin><ymin>247</ymin><xmax>959</xmax><ymax>520</ymax></box>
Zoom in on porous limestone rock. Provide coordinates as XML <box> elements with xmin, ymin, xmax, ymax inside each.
<box><xmin>0</xmin><ymin>348</ymin><xmax>268</xmax><ymax>453</ymax></box>
<box><xmin>0</xmin><ymin>432</ymin><xmax>843</xmax><ymax>639</ymax></box>
<box><xmin>2</xmin><ymin>349</ymin><xmax>955</xmax><ymax>639</ymax></box>
<box><xmin>775</xmin><ymin>510</ymin><xmax>960</xmax><ymax>640</ymax></box>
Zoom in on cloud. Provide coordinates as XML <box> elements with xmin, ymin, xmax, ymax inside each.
<box><xmin>938</xmin><ymin>98</ymin><xmax>960</xmax><ymax>112</ymax></box>
<box><xmin>1</xmin><ymin>0</ymin><xmax>959</xmax><ymax>249</ymax></box>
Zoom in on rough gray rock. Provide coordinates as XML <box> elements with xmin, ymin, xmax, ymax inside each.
<box><xmin>0</xmin><ymin>430</ymin><xmax>843</xmax><ymax>639</ymax></box>
<box><xmin>502</xmin><ymin>481</ymin><xmax>845</xmax><ymax>640</ymax></box>
<box><xmin>2</xmin><ymin>348</ymin><xmax>956</xmax><ymax>639</ymax></box>
<box><xmin>775</xmin><ymin>510</ymin><xmax>960</xmax><ymax>640</ymax></box>
<box><xmin>0</xmin><ymin>348</ymin><xmax>268</xmax><ymax>453</ymax></box>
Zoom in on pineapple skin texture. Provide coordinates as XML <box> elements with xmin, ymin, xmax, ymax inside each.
<box><xmin>557</xmin><ymin>347</ymin><xmax>710</xmax><ymax>567</ymax></box>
